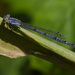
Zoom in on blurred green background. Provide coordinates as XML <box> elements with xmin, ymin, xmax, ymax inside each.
<box><xmin>0</xmin><ymin>0</ymin><xmax>75</xmax><ymax>75</ymax></box>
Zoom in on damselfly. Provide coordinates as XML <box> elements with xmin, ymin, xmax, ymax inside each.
<box><xmin>3</xmin><ymin>14</ymin><xmax>75</xmax><ymax>48</ymax></box>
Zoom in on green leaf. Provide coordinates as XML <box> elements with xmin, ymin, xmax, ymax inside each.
<box><xmin>0</xmin><ymin>16</ymin><xmax>75</xmax><ymax>71</ymax></box>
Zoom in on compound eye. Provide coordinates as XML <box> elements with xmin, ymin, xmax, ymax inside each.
<box><xmin>3</xmin><ymin>17</ymin><xmax>7</xmax><ymax>21</ymax></box>
<box><xmin>6</xmin><ymin>14</ymin><xmax>10</xmax><ymax>17</ymax></box>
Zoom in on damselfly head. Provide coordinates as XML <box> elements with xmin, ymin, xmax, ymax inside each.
<box><xmin>3</xmin><ymin>14</ymin><xmax>10</xmax><ymax>21</ymax></box>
